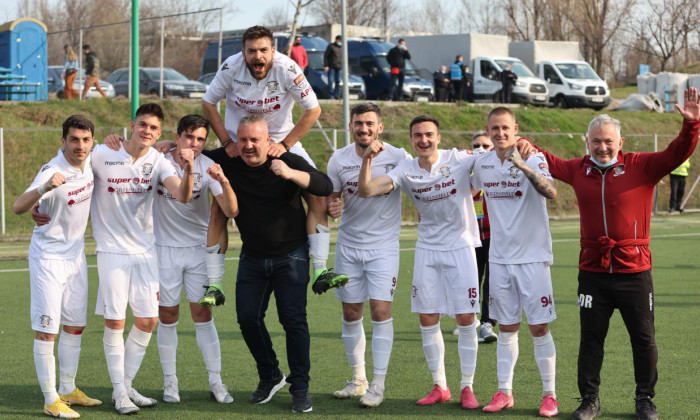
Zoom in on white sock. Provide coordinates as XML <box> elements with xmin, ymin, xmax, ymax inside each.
<box><xmin>420</xmin><ymin>323</ymin><xmax>446</xmax><ymax>389</ymax></box>
<box><xmin>103</xmin><ymin>327</ymin><xmax>126</xmax><ymax>392</ymax></box>
<box><xmin>457</xmin><ymin>321</ymin><xmax>478</xmax><ymax>390</ymax></box>
<box><xmin>341</xmin><ymin>317</ymin><xmax>366</xmax><ymax>381</ymax></box>
<box><xmin>371</xmin><ymin>318</ymin><xmax>393</xmax><ymax>377</ymax></box>
<box><xmin>157</xmin><ymin>321</ymin><xmax>178</xmax><ymax>382</ymax></box>
<box><xmin>309</xmin><ymin>224</ymin><xmax>330</xmax><ymax>271</ymax></box>
<box><xmin>206</xmin><ymin>244</ymin><xmax>225</xmax><ymax>286</ymax></box>
<box><xmin>533</xmin><ymin>332</ymin><xmax>556</xmax><ymax>397</ymax></box>
<box><xmin>195</xmin><ymin>320</ymin><xmax>223</xmax><ymax>386</ymax></box>
<box><xmin>497</xmin><ymin>331</ymin><xmax>519</xmax><ymax>392</ymax></box>
<box><xmin>124</xmin><ymin>326</ymin><xmax>152</xmax><ymax>390</ymax></box>
<box><xmin>57</xmin><ymin>330</ymin><xmax>82</xmax><ymax>395</ymax></box>
<box><xmin>34</xmin><ymin>339</ymin><xmax>59</xmax><ymax>405</ymax></box>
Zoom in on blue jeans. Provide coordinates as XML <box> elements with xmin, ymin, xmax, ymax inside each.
<box><xmin>235</xmin><ymin>245</ymin><xmax>310</xmax><ymax>394</ymax></box>
<box><xmin>327</xmin><ymin>67</ymin><xmax>340</xmax><ymax>99</ymax></box>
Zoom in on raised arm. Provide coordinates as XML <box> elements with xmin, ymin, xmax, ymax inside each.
<box><xmin>506</xmin><ymin>148</ymin><xmax>557</xmax><ymax>199</ymax></box>
<box><xmin>208</xmin><ymin>163</ymin><xmax>239</xmax><ymax>218</ymax></box>
<box><xmin>267</xmin><ymin>106</ymin><xmax>322</xmax><ymax>158</ymax></box>
<box><xmin>13</xmin><ymin>172</ymin><xmax>65</xmax><ymax>214</ymax></box>
<box><xmin>162</xmin><ymin>148</ymin><xmax>194</xmax><ymax>203</ymax></box>
<box><xmin>202</xmin><ymin>100</ymin><xmax>238</xmax><ymax>158</ymax></box>
<box><xmin>358</xmin><ymin>140</ymin><xmax>395</xmax><ymax>198</ymax></box>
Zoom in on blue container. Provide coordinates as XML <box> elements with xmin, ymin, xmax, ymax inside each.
<box><xmin>0</xmin><ymin>18</ymin><xmax>48</xmax><ymax>101</ymax></box>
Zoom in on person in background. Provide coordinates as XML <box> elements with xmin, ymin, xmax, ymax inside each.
<box><xmin>451</xmin><ymin>55</ymin><xmax>465</xmax><ymax>102</ymax></box>
<box><xmin>324</xmin><ymin>36</ymin><xmax>343</xmax><ymax>99</ymax></box>
<box><xmin>433</xmin><ymin>65</ymin><xmax>451</xmax><ymax>103</ymax></box>
<box><xmin>81</xmin><ymin>44</ymin><xmax>107</xmax><ymax>100</ymax></box>
<box><xmin>62</xmin><ymin>45</ymin><xmax>79</xmax><ymax>100</ymax></box>
<box><xmin>290</xmin><ymin>36</ymin><xmax>308</xmax><ymax>72</ymax></box>
<box><xmin>387</xmin><ymin>39</ymin><xmax>411</xmax><ymax>101</ymax></box>
<box><xmin>500</xmin><ymin>64</ymin><xmax>517</xmax><ymax>104</ymax></box>
<box><xmin>668</xmin><ymin>158</ymin><xmax>690</xmax><ymax>213</ymax></box>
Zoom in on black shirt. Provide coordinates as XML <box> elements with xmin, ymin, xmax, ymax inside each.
<box><xmin>203</xmin><ymin>148</ymin><xmax>332</xmax><ymax>258</ymax></box>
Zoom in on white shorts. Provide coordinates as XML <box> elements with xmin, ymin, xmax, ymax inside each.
<box><xmin>157</xmin><ymin>244</ymin><xmax>207</xmax><ymax>306</ymax></box>
<box><xmin>488</xmin><ymin>262</ymin><xmax>557</xmax><ymax>325</ymax></box>
<box><xmin>95</xmin><ymin>250</ymin><xmax>160</xmax><ymax>320</ymax></box>
<box><xmin>334</xmin><ymin>243</ymin><xmax>399</xmax><ymax>303</ymax></box>
<box><xmin>411</xmin><ymin>247</ymin><xmax>480</xmax><ymax>316</ymax></box>
<box><xmin>289</xmin><ymin>142</ymin><xmax>317</xmax><ymax>169</ymax></box>
<box><xmin>29</xmin><ymin>254</ymin><xmax>88</xmax><ymax>334</ymax></box>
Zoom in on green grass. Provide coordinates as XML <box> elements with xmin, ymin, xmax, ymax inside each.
<box><xmin>1</xmin><ymin>215</ymin><xmax>699</xmax><ymax>419</ymax></box>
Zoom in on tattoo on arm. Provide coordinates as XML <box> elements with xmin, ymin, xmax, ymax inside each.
<box><xmin>526</xmin><ymin>170</ymin><xmax>557</xmax><ymax>199</ymax></box>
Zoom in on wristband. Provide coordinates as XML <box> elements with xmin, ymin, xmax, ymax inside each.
<box><xmin>37</xmin><ymin>184</ymin><xmax>47</xmax><ymax>196</ymax></box>
<box><xmin>281</xmin><ymin>141</ymin><xmax>290</xmax><ymax>152</ymax></box>
<box><xmin>221</xmin><ymin>138</ymin><xmax>233</xmax><ymax>148</ymax></box>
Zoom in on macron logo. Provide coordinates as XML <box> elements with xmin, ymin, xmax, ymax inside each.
<box><xmin>105</xmin><ymin>161</ymin><xmax>124</xmax><ymax>166</ymax></box>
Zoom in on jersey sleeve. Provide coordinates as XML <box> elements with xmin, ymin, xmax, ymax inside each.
<box><xmin>154</xmin><ymin>153</ymin><xmax>179</xmax><ymax>183</ymax></box>
<box><xmin>282</xmin><ymin>58</ymin><xmax>319</xmax><ymax>110</ymax></box>
<box><xmin>528</xmin><ymin>152</ymin><xmax>553</xmax><ymax>180</ymax></box>
<box><xmin>203</xmin><ymin>56</ymin><xmax>235</xmax><ymax>105</ymax></box>
<box><xmin>386</xmin><ymin>159</ymin><xmax>407</xmax><ymax>192</ymax></box>
<box><xmin>27</xmin><ymin>164</ymin><xmax>58</xmax><ymax>196</ymax></box>
<box><xmin>326</xmin><ymin>153</ymin><xmax>343</xmax><ymax>193</ymax></box>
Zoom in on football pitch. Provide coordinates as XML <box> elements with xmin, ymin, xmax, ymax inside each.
<box><xmin>1</xmin><ymin>215</ymin><xmax>699</xmax><ymax>419</ymax></box>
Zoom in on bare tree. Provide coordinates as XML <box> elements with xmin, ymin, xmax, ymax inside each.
<box><xmin>284</xmin><ymin>0</ymin><xmax>316</xmax><ymax>56</ymax></box>
<box><xmin>500</xmin><ymin>0</ymin><xmax>547</xmax><ymax>40</ymax></box>
<box><xmin>394</xmin><ymin>0</ymin><xmax>452</xmax><ymax>35</ymax></box>
<box><xmin>458</xmin><ymin>0</ymin><xmax>505</xmax><ymax>35</ymax></box>
<box><xmin>309</xmin><ymin>0</ymin><xmax>398</xmax><ymax>27</ymax></box>
<box><xmin>263</xmin><ymin>7</ymin><xmax>291</xmax><ymax>29</ymax></box>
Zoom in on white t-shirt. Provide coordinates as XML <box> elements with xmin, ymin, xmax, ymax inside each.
<box><xmin>471</xmin><ymin>151</ymin><xmax>553</xmax><ymax>264</ymax></box>
<box><xmin>387</xmin><ymin>148</ymin><xmax>481</xmax><ymax>251</ymax></box>
<box><xmin>327</xmin><ymin>142</ymin><xmax>412</xmax><ymax>249</ymax></box>
<box><xmin>154</xmin><ymin>151</ymin><xmax>223</xmax><ymax>247</ymax></box>
<box><xmin>203</xmin><ymin>51</ymin><xmax>319</xmax><ymax>143</ymax></box>
<box><xmin>90</xmin><ymin>144</ymin><xmax>178</xmax><ymax>254</ymax></box>
<box><xmin>28</xmin><ymin>150</ymin><xmax>94</xmax><ymax>259</ymax></box>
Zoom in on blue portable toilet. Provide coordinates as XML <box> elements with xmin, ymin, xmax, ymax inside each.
<box><xmin>0</xmin><ymin>18</ymin><xmax>48</xmax><ymax>101</ymax></box>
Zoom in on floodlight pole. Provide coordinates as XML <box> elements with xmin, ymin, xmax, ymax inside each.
<box><xmin>131</xmin><ymin>0</ymin><xmax>140</xmax><ymax>119</ymax></box>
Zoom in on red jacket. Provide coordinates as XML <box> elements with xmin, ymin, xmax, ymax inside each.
<box><xmin>290</xmin><ymin>44</ymin><xmax>308</xmax><ymax>70</ymax></box>
<box><xmin>536</xmin><ymin>119</ymin><xmax>699</xmax><ymax>273</ymax></box>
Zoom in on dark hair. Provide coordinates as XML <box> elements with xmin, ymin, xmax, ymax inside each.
<box><xmin>335</xmin><ymin>35</ymin><xmax>342</xmax><ymax>41</ymax></box>
<box><xmin>487</xmin><ymin>106</ymin><xmax>515</xmax><ymax>122</ymax></box>
<box><xmin>134</xmin><ymin>103</ymin><xmax>164</xmax><ymax>122</ymax></box>
<box><xmin>398</xmin><ymin>38</ymin><xmax>405</xmax><ymax>43</ymax></box>
<box><xmin>62</xmin><ymin>115</ymin><xmax>94</xmax><ymax>138</ymax></box>
<box><xmin>455</xmin><ymin>55</ymin><xmax>463</xmax><ymax>61</ymax></box>
<box><xmin>177</xmin><ymin>114</ymin><xmax>209</xmax><ymax>136</ymax></box>
<box><xmin>82</xmin><ymin>44</ymin><xmax>90</xmax><ymax>50</ymax></box>
<box><xmin>350</xmin><ymin>102</ymin><xmax>381</xmax><ymax>119</ymax></box>
<box><xmin>409</xmin><ymin>115</ymin><xmax>439</xmax><ymax>133</ymax></box>
<box><xmin>242</xmin><ymin>26</ymin><xmax>274</xmax><ymax>48</ymax></box>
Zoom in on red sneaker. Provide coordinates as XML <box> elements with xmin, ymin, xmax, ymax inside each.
<box><xmin>482</xmin><ymin>391</ymin><xmax>514</xmax><ymax>413</ymax></box>
<box><xmin>460</xmin><ymin>386</ymin><xmax>479</xmax><ymax>410</ymax></box>
<box><xmin>416</xmin><ymin>384</ymin><xmax>451</xmax><ymax>405</ymax></box>
<box><xmin>539</xmin><ymin>394</ymin><xmax>559</xmax><ymax>417</ymax></box>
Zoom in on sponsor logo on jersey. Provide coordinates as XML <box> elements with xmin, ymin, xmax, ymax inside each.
<box><xmin>509</xmin><ymin>166</ymin><xmax>520</xmax><ymax>178</ymax></box>
<box><xmin>481</xmin><ymin>164</ymin><xmax>494</xmax><ymax>169</ymax></box>
<box><xmin>486</xmin><ymin>190</ymin><xmax>522</xmax><ymax>199</ymax></box>
<box><xmin>439</xmin><ymin>165</ymin><xmax>451</xmax><ymax>177</ymax></box>
<box><xmin>414</xmin><ymin>188</ymin><xmax>457</xmax><ymax>203</ymax></box>
<box><xmin>300</xmin><ymin>86</ymin><xmax>313</xmax><ymax>98</ymax></box>
<box><xmin>266</xmin><ymin>81</ymin><xmax>279</xmax><ymax>93</ymax></box>
<box><xmin>233</xmin><ymin>78</ymin><xmax>251</xmax><ymax>86</ymax></box>
<box><xmin>539</xmin><ymin>162</ymin><xmax>548</xmax><ymax>170</ymax></box>
<box><xmin>385</xmin><ymin>164</ymin><xmax>396</xmax><ymax>173</ymax></box>
<box><xmin>342</xmin><ymin>165</ymin><xmax>360</xmax><ymax>170</ymax></box>
<box><xmin>67</xmin><ymin>181</ymin><xmax>94</xmax><ymax>196</ymax></box>
<box><xmin>432</xmin><ymin>179</ymin><xmax>455</xmax><ymax>191</ymax></box>
<box><xmin>105</xmin><ymin>161</ymin><xmax>125</xmax><ymax>165</ymax></box>
<box><xmin>107</xmin><ymin>185</ymin><xmax>153</xmax><ymax>194</ymax></box>
<box><xmin>294</xmin><ymin>74</ymin><xmax>305</xmax><ymax>85</ymax></box>
<box><xmin>406</xmin><ymin>173</ymin><xmax>423</xmax><ymax>180</ymax></box>
<box><xmin>141</xmin><ymin>163</ymin><xmax>153</xmax><ymax>176</ymax></box>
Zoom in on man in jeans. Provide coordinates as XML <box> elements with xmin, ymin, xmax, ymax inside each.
<box><xmin>80</xmin><ymin>45</ymin><xmax>107</xmax><ymax>100</ymax></box>
<box><xmin>324</xmin><ymin>35</ymin><xmax>342</xmax><ymax>99</ymax></box>
<box><xmin>205</xmin><ymin>114</ymin><xmax>333</xmax><ymax>413</ymax></box>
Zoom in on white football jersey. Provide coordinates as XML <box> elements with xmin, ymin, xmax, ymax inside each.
<box><xmin>153</xmin><ymin>151</ymin><xmax>223</xmax><ymax>247</ymax></box>
<box><xmin>388</xmin><ymin>148</ymin><xmax>480</xmax><ymax>250</ymax></box>
<box><xmin>90</xmin><ymin>144</ymin><xmax>178</xmax><ymax>254</ymax></box>
<box><xmin>203</xmin><ymin>51</ymin><xmax>319</xmax><ymax>143</ymax></box>
<box><xmin>28</xmin><ymin>150</ymin><xmax>93</xmax><ymax>259</ymax></box>
<box><xmin>471</xmin><ymin>151</ymin><xmax>553</xmax><ymax>264</ymax></box>
<box><xmin>327</xmin><ymin>142</ymin><xmax>412</xmax><ymax>249</ymax></box>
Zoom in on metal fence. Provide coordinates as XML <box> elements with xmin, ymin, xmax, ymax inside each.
<box><xmin>1</xmin><ymin>126</ymin><xmax>697</xmax><ymax>237</ymax></box>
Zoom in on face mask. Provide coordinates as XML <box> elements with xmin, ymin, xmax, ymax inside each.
<box><xmin>336</xmin><ymin>42</ymin><xmax>342</xmax><ymax>46</ymax></box>
<box><xmin>473</xmin><ymin>146</ymin><xmax>485</xmax><ymax>154</ymax></box>
<box><xmin>589</xmin><ymin>155</ymin><xmax>618</xmax><ymax>168</ymax></box>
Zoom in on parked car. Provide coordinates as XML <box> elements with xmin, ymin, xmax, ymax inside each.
<box><xmin>47</xmin><ymin>66</ymin><xmax>115</xmax><ymax>98</ymax></box>
<box><xmin>106</xmin><ymin>67</ymin><xmax>208</xmax><ymax>98</ymax></box>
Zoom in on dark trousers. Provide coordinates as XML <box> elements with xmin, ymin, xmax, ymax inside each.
<box><xmin>501</xmin><ymin>84</ymin><xmax>513</xmax><ymax>103</ymax></box>
<box><xmin>577</xmin><ymin>269</ymin><xmax>658</xmax><ymax>398</ymax></box>
<box><xmin>451</xmin><ymin>80</ymin><xmax>464</xmax><ymax>102</ymax></box>
<box><xmin>475</xmin><ymin>238</ymin><xmax>496</xmax><ymax>325</ymax></box>
<box><xmin>236</xmin><ymin>245</ymin><xmax>311</xmax><ymax>394</ymax></box>
<box><xmin>390</xmin><ymin>69</ymin><xmax>405</xmax><ymax>101</ymax></box>
<box><xmin>435</xmin><ymin>86</ymin><xmax>448</xmax><ymax>102</ymax></box>
<box><xmin>669</xmin><ymin>174</ymin><xmax>687</xmax><ymax>211</ymax></box>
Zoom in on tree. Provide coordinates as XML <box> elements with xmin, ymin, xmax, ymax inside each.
<box><xmin>284</xmin><ymin>0</ymin><xmax>316</xmax><ymax>56</ymax></box>
<box><xmin>309</xmin><ymin>0</ymin><xmax>398</xmax><ymax>28</ymax></box>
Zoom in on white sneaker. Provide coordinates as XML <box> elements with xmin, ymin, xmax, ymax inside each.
<box><xmin>112</xmin><ymin>390</ymin><xmax>139</xmax><ymax>415</ymax></box>
<box><xmin>210</xmin><ymin>382</ymin><xmax>234</xmax><ymax>404</ymax></box>
<box><xmin>333</xmin><ymin>378</ymin><xmax>369</xmax><ymax>399</ymax></box>
<box><xmin>479</xmin><ymin>322</ymin><xmax>498</xmax><ymax>343</ymax></box>
<box><xmin>163</xmin><ymin>381</ymin><xmax>180</xmax><ymax>404</ymax></box>
<box><xmin>359</xmin><ymin>383</ymin><xmax>385</xmax><ymax>408</ymax></box>
<box><xmin>127</xmin><ymin>387</ymin><xmax>157</xmax><ymax>407</ymax></box>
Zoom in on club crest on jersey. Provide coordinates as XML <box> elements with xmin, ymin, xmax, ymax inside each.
<box><xmin>385</xmin><ymin>164</ymin><xmax>395</xmax><ymax>173</ymax></box>
<box><xmin>613</xmin><ymin>165</ymin><xmax>625</xmax><ymax>177</ymax></box>
<box><xmin>192</xmin><ymin>172</ymin><xmax>201</xmax><ymax>185</ymax></box>
<box><xmin>509</xmin><ymin>166</ymin><xmax>520</xmax><ymax>178</ymax></box>
<box><xmin>141</xmin><ymin>163</ymin><xmax>153</xmax><ymax>176</ymax></box>
<box><xmin>439</xmin><ymin>166</ymin><xmax>451</xmax><ymax>177</ymax></box>
<box><xmin>267</xmin><ymin>81</ymin><xmax>279</xmax><ymax>93</ymax></box>
<box><xmin>40</xmin><ymin>315</ymin><xmax>51</xmax><ymax>328</ymax></box>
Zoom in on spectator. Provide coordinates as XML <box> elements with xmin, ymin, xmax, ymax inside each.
<box><xmin>464</xmin><ymin>65</ymin><xmax>473</xmax><ymax>102</ymax></box>
<box><xmin>324</xmin><ymin>35</ymin><xmax>343</xmax><ymax>99</ymax></box>
<box><xmin>433</xmin><ymin>65</ymin><xmax>450</xmax><ymax>102</ymax></box>
<box><xmin>290</xmin><ymin>36</ymin><xmax>308</xmax><ymax>72</ymax></box>
<box><xmin>500</xmin><ymin>64</ymin><xmax>517</xmax><ymax>104</ymax></box>
<box><xmin>80</xmin><ymin>45</ymin><xmax>107</xmax><ymax>100</ymax></box>
<box><xmin>450</xmin><ymin>55</ymin><xmax>465</xmax><ymax>102</ymax></box>
<box><xmin>61</xmin><ymin>45</ymin><xmax>79</xmax><ymax>100</ymax></box>
<box><xmin>668</xmin><ymin>159</ymin><xmax>690</xmax><ymax>213</ymax></box>
<box><xmin>387</xmin><ymin>39</ymin><xmax>410</xmax><ymax>101</ymax></box>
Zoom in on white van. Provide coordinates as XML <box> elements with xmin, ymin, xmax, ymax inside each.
<box><xmin>539</xmin><ymin>60</ymin><xmax>610</xmax><ymax>110</ymax></box>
